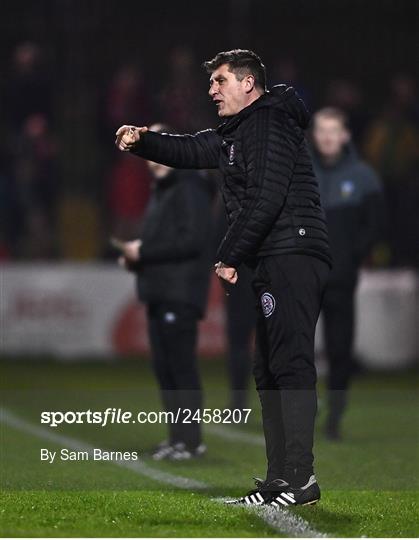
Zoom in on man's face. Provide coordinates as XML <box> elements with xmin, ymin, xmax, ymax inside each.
<box><xmin>312</xmin><ymin>116</ymin><xmax>350</xmax><ymax>159</ymax></box>
<box><xmin>208</xmin><ymin>64</ymin><xmax>252</xmax><ymax>117</ymax></box>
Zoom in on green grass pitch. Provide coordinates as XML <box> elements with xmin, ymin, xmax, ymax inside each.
<box><xmin>0</xmin><ymin>358</ymin><xmax>418</xmax><ymax>537</ymax></box>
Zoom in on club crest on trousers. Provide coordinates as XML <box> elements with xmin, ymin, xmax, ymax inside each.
<box><xmin>261</xmin><ymin>292</ymin><xmax>276</xmax><ymax>318</ymax></box>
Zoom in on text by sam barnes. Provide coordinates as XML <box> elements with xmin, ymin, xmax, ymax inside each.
<box><xmin>40</xmin><ymin>448</ymin><xmax>139</xmax><ymax>463</ymax></box>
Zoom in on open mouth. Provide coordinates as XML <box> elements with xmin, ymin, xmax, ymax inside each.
<box><xmin>213</xmin><ymin>99</ymin><xmax>223</xmax><ymax>107</ymax></box>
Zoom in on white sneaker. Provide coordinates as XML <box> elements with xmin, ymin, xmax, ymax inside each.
<box><xmin>169</xmin><ymin>442</ymin><xmax>207</xmax><ymax>461</ymax></box>
<box><xmin>151</xmin><ymin>441</ymin><xmax>175</xmax><ymax>461</ymax></box>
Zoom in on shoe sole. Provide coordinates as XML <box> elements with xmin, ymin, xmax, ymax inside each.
<box><xmin>226</xmin><ymin>498</ymin><xmax>320</xmax><ymax>507</ymax></box>
<box><xmin>301</xmin><ymin>498</ymin><xmax>320</xmax><ymax>506</ymax></box>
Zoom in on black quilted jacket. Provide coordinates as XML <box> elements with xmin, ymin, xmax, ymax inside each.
<box><xmin>130</xmin><ymin>84</ymin><xmax>331</xmax><ymax>269</ymax></box>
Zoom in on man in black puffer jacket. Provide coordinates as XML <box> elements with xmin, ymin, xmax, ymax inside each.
<box><xmin>115</xmin><ymin>50</ymin><xmax>331</xmax><ymax>507</ymax></box>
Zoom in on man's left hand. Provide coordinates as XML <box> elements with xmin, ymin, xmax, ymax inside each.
<box><xmin>116</xmin><ymin>239</ymin><xmax>142</xmax><ymax>271</ymax></box>
<box><xmin>215</xmin><ymin>262</ymin><xmax>238</xmax><ymax>284</ymax></box>
<box><xmin>122</xmin><ymin>239</ymin><xmax>142</xmax><ymax>261</ymax></box>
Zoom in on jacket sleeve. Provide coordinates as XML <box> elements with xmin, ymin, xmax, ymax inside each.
<box><xmin>140</xmin><ymin>178</ymin><xmax>212</xmax><ymax>263</ymax></box>
<box><xmin>356</xmin><ymin>166</ymin><xmax>384</xmax><ymax>261</ymax></box>
<box><xmin>130</xmin><ymin>129</ymin><xmax>221</xmax><ymax>169</ymax></box>
<box><xmin>216</xmin><ymin>108</ymin><xmax>299</xmax><ymax>267</ymax></box>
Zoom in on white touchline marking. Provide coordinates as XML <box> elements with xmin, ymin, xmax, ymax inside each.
<box><xmin>207</xmin><ymin>426</ymin><xmax>327</xmax><ymax>536</ymax></box>
<box><xmin>0</xmin><ymin>407</ymin><xmax>207</xmax><ymax>490</ymax></box>
<box><xmin>249</xmin><ymin>505</ymin><xmax>328</xmax><ymax>538</ymax></box>
<box><xmin>1</xmin><ymin>407</ymin><xmax>327</xmax><ymax>538</ymax></box>
<box><xmin>206</xmin><ymin>424</ymin><xmax>265</xmax><ymax>446</ymax></box>
<box><xmin>214</xmin><ymin>498</ymin><xmax>327</xmax><ymax>538</ymax></box>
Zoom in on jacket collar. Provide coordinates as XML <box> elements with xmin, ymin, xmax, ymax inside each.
<box><xmin>216</xmin><ymin>84</ymin><xmax>305</xmax><ymax>136</ymax></box>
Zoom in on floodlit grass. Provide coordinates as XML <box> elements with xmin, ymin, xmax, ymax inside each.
<box><xmin>1</xmin><ymin>358</ymin><xmax>418</xmax><ymax>537</ymax></box>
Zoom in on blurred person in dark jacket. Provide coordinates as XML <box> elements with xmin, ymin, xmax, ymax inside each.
<box><xmin>0</xmin><ymin>149</ymin><xmax>21</xmax><ymax>259</ymax></box>
<box><xmin>311</xmin><ymin>107</ymin><xmax>383</xmax><ymax>440</ymax></box>
<box><xmin>14</xmin><ymin>113</ymin><xmax>58</xmax><ymax>259</ymax></box>
<box><xmin>363</xmin><ymin>74</ymin><xmax>419</xmax><ymax>266</ymax></box>
<box><xmin>117</xmin><ymin>124</ymin><xmax>214</xmax><ymax>461</ymax></box>
<box><xmin>4</xmin><ymin>42</ymin><xmax>52</xmax><ymax>132</ymax></box>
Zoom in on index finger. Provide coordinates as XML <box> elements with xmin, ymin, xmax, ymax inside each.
<box><xmin>115</xmin><ymin>125</ymin><xmax>131</xmax><ymax>136</ymax></box>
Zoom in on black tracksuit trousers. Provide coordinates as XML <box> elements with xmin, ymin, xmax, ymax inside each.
<box><xmin>321</xmin><ymin>279</ymin><xmax>357</xmax><ymax>431</ymax></box>
<box><xmin>225</xmin><ymin>263</ymin><xmax>256</xmax><ymax>409</ymax></box>
<box><xmin>147</xmin><ymin>302</ymin><xmax>202</xmax><ymax>449</ymax></box>
<box><xmin>251</xmin><ymin>254</ymin><xmax>330</xmax><ymax>487</ymax></box>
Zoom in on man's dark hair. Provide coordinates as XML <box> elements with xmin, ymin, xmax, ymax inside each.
<box><xmin>313</xmin><ymin>107</ymin><xmax>349</xmax><ymax>129</ymax></box>
<box><xmin>203</xmin><ymin>49</ymin><xmax>267</xmax><ymax>91</ymax></box>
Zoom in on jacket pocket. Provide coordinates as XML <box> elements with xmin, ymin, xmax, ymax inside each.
<box><xmin>254</xmin><ymin>258</ymin><xmax>271</xmax><ymax>285</ymax></box>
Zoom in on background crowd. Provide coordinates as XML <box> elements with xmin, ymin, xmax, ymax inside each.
<box><xmin>1</xmin><ymin>0</ymin><xmax>418</xmax><ymax>268</ymax></box>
